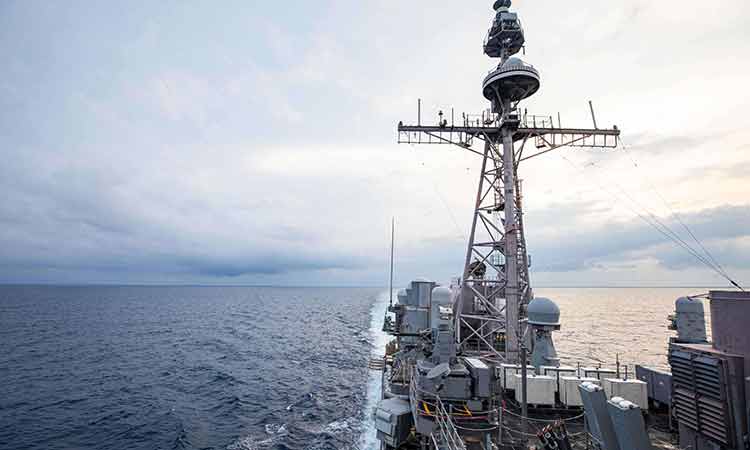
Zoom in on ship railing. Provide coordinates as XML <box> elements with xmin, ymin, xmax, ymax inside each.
<box><xmin>518</xmin><ymin>113</ymin><xmax>621</xmax><ymax>149</ymax></box>
<box><xmin>409</xmin><ymin>373</ymin><xmax>467</xmax><ymax>450</ymax></box>
<box><xmin>520</xmin><ymin>114</ymin><xmax>555</xmax><ymax>129</ymax></box>
<box><xmin>398</xmin><ymin>110</ymin><xmax>556</xmax><ymax>136</ymax></box>
<box><xmin>463</xmin><ymin>111</ymin><xmax>498</xmax><ymax>128</ymax></box>
<box><xmin>368</xmin><ymin>357</ymin><xmax>385</xmax><ymax>370</ymax></box>
<box><xmin>432</xmin><ymin>395</ymin><xmax>468</xmax><ymax>450</ymax></box>
<box><xmin>409</xmin><ymin>371</ymin><xmax>418</xmax><ymax>410</ymax></box>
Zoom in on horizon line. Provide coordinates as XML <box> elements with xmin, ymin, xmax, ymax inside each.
<box><xmin>0</xmin><ymin>283</ymin><xmax>737</xmax><ymax>290</ymax></box>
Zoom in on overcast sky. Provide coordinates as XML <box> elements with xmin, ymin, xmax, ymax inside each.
<box><xmin>1</xmin><ymin>0</ymin><xmax>748</xmax><ymax>287</ymax></box>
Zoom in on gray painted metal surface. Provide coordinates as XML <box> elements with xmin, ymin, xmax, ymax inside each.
<box><xmin>530</xmin><ymin>332</ymin><xmax>559</xmax><ymax>372</ymax></box>
<box><xmin>635</xmin><ymin>365</ymin><xmax>672</xmax><ymax>406</ymax></box>
<box><xmin>607</xmin><ymin>399</ymin><xmax>652</xmax><ymax>450</ymax></box>
<box><xmin>670</xmin><ymin>343</ymin><xmax>747</xmax><ymax>449</ymax></box>
<box><xmin>374</xmin><ymin>397</ymin><xmax>413</xmax><ymax>448</ymax></box>
<box><xmin>465</xmin><ymin>357</ymin><xmax>491</xmax><ymax>398</ymax></box>
<box><xmin>579</xmin><ymin>382</ymin><xmax>621</xmax><ymax>450</ymax></box>
<box><xmin>670</xmin><ymin>297</ymin><xmax>708</xmax><ymax>343</ymax></box>
<box><xmin>529</xmin><ymin>297</ymin><xmax>561</xmax><ymax>371</ymax></box>
<box><xmin>584</xmin><ymin>367</ymin><xmax>618</xmax><ymax>380</ymax></box>
<box><xmin>709</xmin><ymin>291</ymin><xmax>750</xmax><ymax>375</ymax></box>
<box><xmin>527</xmin><ymin>297</ymin><xmax>560</xmax><ymax>326</ymax></box>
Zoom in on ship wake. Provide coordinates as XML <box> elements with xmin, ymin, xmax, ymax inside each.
<box><xmin>357</xmin><ymin>290</ymin><xmax>391</xmax><ymax>450</ymax></box>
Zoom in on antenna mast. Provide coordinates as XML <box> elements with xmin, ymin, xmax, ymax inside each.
<box><xmin>389</xmin><ymin>217</ymin><xmax>395</xmax><ymax>307</ymax></box>
<box><xmin>395</xmin><ymin>0</ymin><xmax>620</xmax><ymax>364</ymax></box>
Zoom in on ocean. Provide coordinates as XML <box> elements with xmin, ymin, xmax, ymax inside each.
<box><xmin>0</xmin><ymin>286</ymin><xmax>700</xmax><ymax>450</ymax></box>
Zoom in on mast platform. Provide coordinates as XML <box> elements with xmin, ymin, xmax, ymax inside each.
<box><xmin>398</xmin><ymin>123</ymin><xmax>621</xmax><ymax>149</ymax></box>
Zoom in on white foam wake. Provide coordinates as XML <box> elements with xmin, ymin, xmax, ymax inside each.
<box><xmin>357</xmin><ymin>290</ymin><xmax>392</xmax><ymax>450</ymax></box>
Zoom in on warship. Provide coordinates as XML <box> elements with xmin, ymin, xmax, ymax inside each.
<box><xmin>370</xmin><ymin>2</ymin><xmax>750</xmax><ymax>450</ymax></box>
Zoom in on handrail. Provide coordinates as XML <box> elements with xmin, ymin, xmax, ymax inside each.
<box><xmin>433</xmin><ymin>395</ymin><xmax>467</xmax><ymax>450</ymax></box>
<box><xmin>410</xmin><ymin>372</ymin><xmax>467</xmax><ymax>450</ymax></box>
<box><xmin>520</xmin><ymin>114</ymin><xmax>554</xmax><ymax>129</ymax></box>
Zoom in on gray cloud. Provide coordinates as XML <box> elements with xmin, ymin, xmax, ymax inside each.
<box><xmin>528</xmin><ymin>204</ymin><xmax>750</xmax><ymax>274</ymax></box>
<box><xmin>623</xmin><ymin>134</ymin><xmax>710</xmax><ymax>155</ymax></box>
<box><xmin>1</xmin><ymin>0</ymin><xmax>749</xmax><ymax>285</ymax></box>
<box><xmin>0</xmin><ymin>146</ymin><xmax>375</xmax><ymax>282</ymax></box>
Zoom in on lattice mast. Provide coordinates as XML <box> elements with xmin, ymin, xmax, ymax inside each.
<box><xmin>396</xmin><ymin>0</ymin><xmax>620</xmax><ymax>364</ymax></box>
<box><xmin>465</xmin><ymin>0</ymin><xmax>538</xmax><ymax>363</ymax></box>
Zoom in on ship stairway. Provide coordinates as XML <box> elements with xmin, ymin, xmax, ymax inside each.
<box><xmin>368</xmin><ymin>357</ymin><xmax>386</xmax><ymax>371</ymax></box>
<box><xmin>430</xmin><ymin>396</ymin><xmax>467</xmax><ymax>450</ymax></box>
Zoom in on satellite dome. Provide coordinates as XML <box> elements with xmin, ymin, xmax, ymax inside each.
<box><xmin>493</xmin><ymin>0</ymin><xmax>512</xmax><ymax>10</ymax></box>
<box><xmin>527</xmin><ymin>297</ymin><xmax>560</xmax><ymax>326</ymax></box>
<box><xmin>432</xmin><ymin>286</ymin><xmax>452</xmax><ymax>306</ymax></box>
<box><xmin>483</xmin><ymin>56</ymin><xmax>540</xmax><ymax>104</ymax></box>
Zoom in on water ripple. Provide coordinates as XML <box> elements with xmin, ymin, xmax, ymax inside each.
<box><xmin>0</xmin><ymin>286</ymin><xmax>378</xmax><ymax>450</ymax></box>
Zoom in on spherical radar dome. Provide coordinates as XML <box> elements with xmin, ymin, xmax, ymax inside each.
<box><xmin>432</xmin><ymin>286</ymin><xmax>452</xmax><ymax>306</ymax></box>
<box><xmin>527</xmin><ymin>297</ymin><xmax>560</xmax><ymax>327</ymax></box>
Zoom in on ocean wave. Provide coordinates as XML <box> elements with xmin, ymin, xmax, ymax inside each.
<box><xmin>227</xmin><ymin>436</ymin><xmax>274</xmax><ymax>450</ymax></box>
<box><xmin>322</xmin><ymin>417</ymin><xmax>360</xmax><ymax>435</ymax></box>
<box><xmin>0</xmin><ymin>286</ymin><xmax>382</xmax><ymax>450</ymax></box>
<box><xmin>265</xmin><ymin>423</ymin><xmax>288</xmax><ymax>435</ymax></box>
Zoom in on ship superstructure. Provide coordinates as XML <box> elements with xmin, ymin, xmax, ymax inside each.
<box><xmin>372</xmin><ymin>2</ymin><xmax>750</xmax><ymax>450</ymax></box>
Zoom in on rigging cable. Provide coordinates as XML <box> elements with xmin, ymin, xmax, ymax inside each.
<box><xmin>409</xmin><ymin>144</ymin><xmax>468</xmax><ymax>242</ymax></box>
<box><xmin>565</xmin><ymin>153</ymin><xmax>735</xmax><ymax>287</ymax></box>
<box><xmin>558</xmin><ymin>153</ymin><xmax>744</xmax><ymax>291</ymax></box>
<box><xmin>595</xmin><ymin>160</ymin><xmax>726</xmax><ymax>275</ymax></box>
<box><xmin>564</xmin><ymin>155</ymin><xmax>712</xmax><ymax>270</ymax></box>
<box><xmin>618</xmin><ymin>137</ymin><xmax>743</xmax><ymax>291</ymax></box>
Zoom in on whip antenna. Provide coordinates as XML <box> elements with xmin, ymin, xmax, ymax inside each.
<box><xmin>389</xmin><ymin>217</ymin><xmax>395</xmax><ymax>306</ymax></box>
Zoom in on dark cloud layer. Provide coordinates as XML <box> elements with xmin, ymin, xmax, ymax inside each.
<box><xmin>528</xmin><ymin>204</ymin><xmax>750</xmax><ymax>273</ymax></box>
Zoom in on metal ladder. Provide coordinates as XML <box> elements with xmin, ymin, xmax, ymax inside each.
<box><xmin>430</xmin><ymin>396</ymin><xmax>467</xmax><ymax>450</ymax></box>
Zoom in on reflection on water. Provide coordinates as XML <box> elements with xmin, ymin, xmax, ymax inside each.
<box><xmin>536</xmin><ymin>287</ymin><xmax>712</xmax><ymax>371</ymax></box>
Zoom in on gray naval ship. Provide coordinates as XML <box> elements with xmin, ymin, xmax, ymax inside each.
<box><xmin>370</xmin><ymin>2</ymin><xmax>750</xmax><ymax>450</ymax></box>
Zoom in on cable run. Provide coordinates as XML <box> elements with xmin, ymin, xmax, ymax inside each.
<box><xmin>602</xmin><ymin>165</ymin><xmax>729</xmax><ymax>276</ymax></box>
<box><xmin>619</xmin><ymin>137</ymin><xmax>736</xmax><ymax>282</ymax></box>
<box><xmin>559</xmin><ymin>153</ymin><xmax>744</xmax><ymax>290</ymax></box>
<box><xmin>565</xmin><ymin>155</ymin><xmax>731</xmax><ymax>284</ymax></box>
<box><xmin>562</xmin><ymin>156</ymin><xmax>703</xmax><ymax>267</ymax></box>
<box><xmin>409</xmin><ymin>144</ymin><xmax>468</xmax><ymax>242</ymax></box>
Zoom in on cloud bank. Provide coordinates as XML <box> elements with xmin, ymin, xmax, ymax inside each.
<box><xmin>1</xmin><ymin>0</ymin><xmax>748</xmax><ymax>286</ymax></box>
